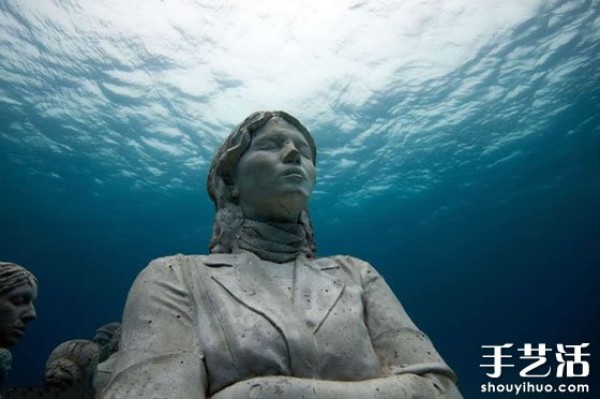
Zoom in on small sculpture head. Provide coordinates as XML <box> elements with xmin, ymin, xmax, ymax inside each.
<box><xmin>207</xmin><ymin>111</ymin><xmax>317</xmax><ymax>255</ymax></box>
<box><xmin>0</xmin><ymin>262</ymin><xmax>38</xmax><ymax>349</ymax></box>
<box><xmin>44</xmin><ymin>339</ymin><xmax>99</xmax><ymax>390</ymax></box>
<box><xmin>44</xmin><ymin>358</ymin><xmax>81</xmax><ymax>390</ymax></box>
<box><xmin>92</xmin><ymin>322</ymin><xmax>121</xmax><ymax>362</ymax></box>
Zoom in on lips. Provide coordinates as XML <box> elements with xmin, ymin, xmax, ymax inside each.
<box><xmin>281</xmin><ymin>168</ymin><xmax>306</xmax><ymax>180</ymax></box>
<box><xmin>11</xmin><ymin>326</ymin><xmax>25</xmax><ymax>337</ymax></box>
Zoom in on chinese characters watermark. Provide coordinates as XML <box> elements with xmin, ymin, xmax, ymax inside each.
<box><xmin>481</xmin><ymin>343</ymin><xmax>590</xmax><ymax>378</ymax></box>
<box><xmin>480</xmin><ymin>343</ymin><xmax>591</xmax><ymax>395</ymax></box>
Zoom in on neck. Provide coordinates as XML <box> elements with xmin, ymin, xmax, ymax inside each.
<box><xmin>236</xmin><ymin>218</ymin><xmax>311</xmax><ymax>263</ymax></box>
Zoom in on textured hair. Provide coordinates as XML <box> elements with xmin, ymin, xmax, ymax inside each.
<box><xmin>93</xmin><ymin>322</ymin><xmax>121</xmax><ymax>359</ymax></box>
<box><xmin>207</xmin><ymin>111</ymin><xmax>317</xmax><ymax>255</ymax></box>
<box><xmin>94</xmin><ymin>322</ymin><xmax>121</xmax><ymax>338</ymax></box>
<box><xmin>45</xmin><ymin>340</ymin><xmax>99</xmax><ymax>370</ymax></box>
<box><xmin>0</xmin><ymin>262</ymin><xmax>38</xmax><ymax>297</ymax></box>
<box><xmin>44</xmin><ymin>339</ymin><xmax>99</xmax><ymax>390</ymax></box>
<box><xmin>0</xmin><ymin>348</ymin><xmax>12</xmax><ymax>381</ymax></box>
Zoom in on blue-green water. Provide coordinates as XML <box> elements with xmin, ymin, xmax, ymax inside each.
<box><xmin>1</xmin><ymin>1</ymin><xmax>598</xmax><ymax>397</ymax></box>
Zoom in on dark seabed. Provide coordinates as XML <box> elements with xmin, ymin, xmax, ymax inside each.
<box><xmin>1</xmin><ymin>1</ymin><xmax>598</xmax><ymax>398</ymax></box>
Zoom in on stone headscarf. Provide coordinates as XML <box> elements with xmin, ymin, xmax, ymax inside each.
<box><xmin>94</xmin><ymin>322</ymin><xmax>120</xmax><ymax>340</ymax></box>
<box><xmin>0</xmin><ymin>262</ymin><xmax>38</xmax><ymax>296</ymax></box>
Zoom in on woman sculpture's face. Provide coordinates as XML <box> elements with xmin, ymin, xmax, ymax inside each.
<box><xmin>45</xmin><ymin>358</ymin><xmax>81</xmax><ymax>388</ymax></box>
<box><xmin>233</xmin><ymin>116</ymin><xmax>316</xmax><ymax>223</ymax></box>
<box><xmin>93</xmin><ymin>329</ymin><xmax>117</xmax><ymax>362</ymax></box>
<box><xmin>0</xmin><ymin>283</ymin><xmax>37</xmax><ymax>348</ymax></box>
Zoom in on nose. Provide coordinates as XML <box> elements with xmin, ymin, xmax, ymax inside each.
<box><xmin>281</xmin><ymin>141</ymin><xmax>300</xmax><ymax>164</ymax></box>
<box><xmin>22</xmin><ymin>303</ymin><xmax>36</xmax><ymax>322</ymax></box>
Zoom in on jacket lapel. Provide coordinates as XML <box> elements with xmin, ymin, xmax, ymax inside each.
<box><xmin>205</xmin><ymin>251</ymin><xmax>319</xmax><ymax>375</ymax></box>
<box><xmin>206</xmin><ymin>252</ymin><xmax>296</xmax><ymax>333</ymax></box>
<box><xmin>294</xmin><ymin>256</ymin><xmax>345</xmax><ymax>334</ymax></box>
<box><xmin>204</xmin><ymin>253</ymin><xmax>345</xmax><ymax>335</ymax></box>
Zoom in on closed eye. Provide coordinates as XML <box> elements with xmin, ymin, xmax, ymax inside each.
<box><xmin>296</xmin><ymin>143</ymin><xmax>312</xmax><ymax>159</ymax></box>
<box><xmin>252</xmin><ymin>138</ymin><xmax>279</xmax><ymax>151</ymax></box>
<box><xmin>9</xmin><ymin>295</ymin><xmax>30</xmax><ymax>306</ymax></box>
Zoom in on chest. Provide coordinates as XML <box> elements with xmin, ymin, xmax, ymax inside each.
<box><xmin>190</xmin><ymin>264</ymin><xmax>382</xmax><ymax>393</ymax></box>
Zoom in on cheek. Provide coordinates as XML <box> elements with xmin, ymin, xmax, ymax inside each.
<box><xmin>246</xmin><ymin>153</ymin><xmax>275</xmax><ymax>170</ymax></box>
<box><xmin>0</xmin><ymin>304</ymin><xmax>16</xmax><ymax>325</ymax></box>
<box><xmin>237</xmin><ymin>155</ymin><xmax>277</xmax><ymax>184</ymax></box>
<box><xmin>237</xmin><ymin>155</ymin><xmax>257</xmax><ymax>176</ymax></box>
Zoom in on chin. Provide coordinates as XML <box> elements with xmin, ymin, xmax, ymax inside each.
<box><xmin>279</xmin><ymin>187</ymin><xmax>312</xmax><ymax>201</ymax></box>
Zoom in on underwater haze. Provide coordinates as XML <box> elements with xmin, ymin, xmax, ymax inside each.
<box><xmin>1</xmin><ymin>0</ymin><xmax>599</xmax><ymax>397</ymax></box>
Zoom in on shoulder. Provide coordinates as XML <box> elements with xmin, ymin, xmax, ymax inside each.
<box><xmin>144</xmin><ymin>253</ymin><xmax>208</xmax><ymax>269</ymax></box>
<box><xmin>135</xmin><ymin>253</ymin><xmax>240</xmax><ymax>285</ymax></box>
<box><xmin>139</xmin><ymin>254</ymin><xmax>211</xmax><ymax>275</ymax></box>
<box><xmin>130</xmin><ymin>254</ymin><xmax>212</xmax><ymax>294</ymax></box>
<box><xmin>124</xmin><ymin>255</ymin><xmax>213</xmax><ymax>315</ymax></box>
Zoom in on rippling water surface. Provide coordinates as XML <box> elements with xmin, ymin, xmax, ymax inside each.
<box><xmin>1</xmin><ymin>1</ymin><xmax>598</xmax><ymax>397</ymax></box>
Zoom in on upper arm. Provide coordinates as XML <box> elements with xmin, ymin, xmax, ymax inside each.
<box><xmin>100</xmin><ymin>256</ymin><xmax>208</xmax><ymax>399</ymax></box>
<box><xmin>344</xmin><ymin>257</ymin><xmax>457</xmax><ymax>381</ymax></box>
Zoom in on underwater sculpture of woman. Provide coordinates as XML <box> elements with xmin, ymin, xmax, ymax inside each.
<box><xmin>101</xmin><ymin>111</ymin><xmax>463</xmax><ymax>399</ymax></box>
<box><xmin>0</xmin><ymin>262</ymin><xmax>37</xmax><ymax>399</ymax></box>
<box><xmin>0</xmin><ymin>262</ymin><xmax>38</xmax><ymax>351</ymax></box>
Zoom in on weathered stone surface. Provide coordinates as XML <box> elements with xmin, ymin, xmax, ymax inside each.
<box><xmin>6</xmin><ymin>386</ymin><xmax>85</xmax><ymax>399</ymax></box>
<box><xmin>101</xmin><ymin>111</ymin><xmax>463</xmax><ymax>399</ymax></box>
<box><xmin>92</xmin><ymin>322</ymin><xmax>120</xmax><ymax>363</ymax></box>
<box><xmin>0</xmin><ymin>262</ymin><xmax>38</xmax><ymax>350</ymax></box>
<box><xmin>43</xmin><ymin>339</ymin><xmax>98</xmax><ymax>399</ymax></box>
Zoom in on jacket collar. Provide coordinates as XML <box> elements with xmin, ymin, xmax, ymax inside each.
<box><xmin>203</xmin><ymin>251</ymin><xmax>345</xmax><ymax>375</ymax></box>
